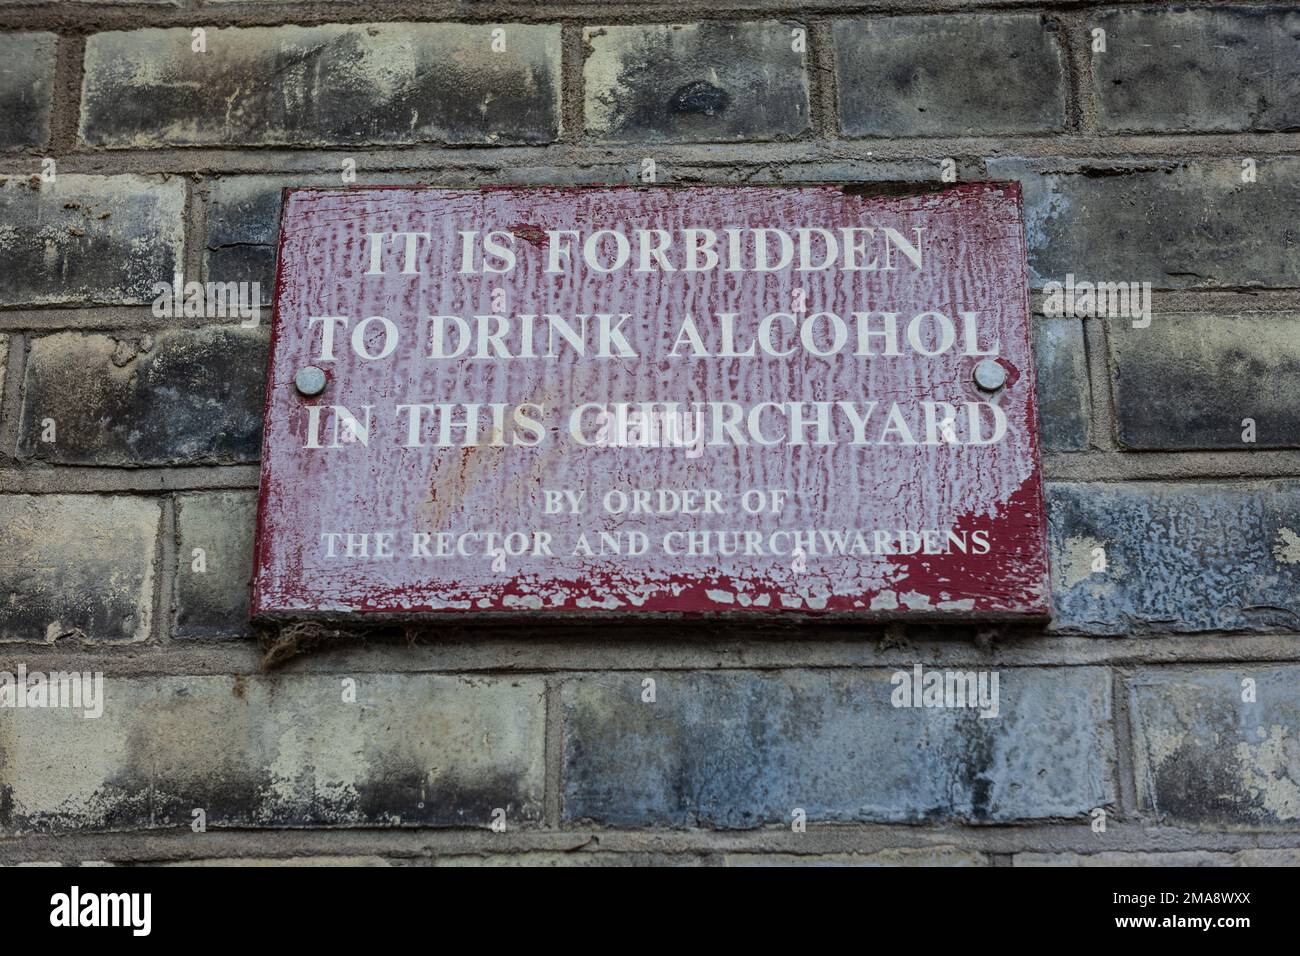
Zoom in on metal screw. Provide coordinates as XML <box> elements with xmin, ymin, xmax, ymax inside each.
<box><xmin>294</xmin><ymin>365</ymin><xmax>327</xmax><ymax>397</ymax></box>
<box><xmin>973</xmin><ymin>358</ymin><xmax>1007</xmax><ymax>393</ymax></box>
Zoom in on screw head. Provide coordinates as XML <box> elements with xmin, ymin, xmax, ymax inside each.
<box><xmin>294</xmin><ymin>365</ymin><xmax>327</xmax><ymax>397</ymax></box>
<box><xmin>973</xmin><ymin>358</ymin><xmax>1008</xmax><ymax>392</ymax></box>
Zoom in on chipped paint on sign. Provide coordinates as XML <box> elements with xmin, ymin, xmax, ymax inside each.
<box><xmin>253</xmin><ymin>184</ymin><xmax>1050</xmax><ymax>618</ymax></box>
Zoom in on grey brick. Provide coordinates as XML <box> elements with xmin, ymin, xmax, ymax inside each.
<box><xmin>1048</xmin><ymin>481</ymin><xmax>1300</xmax><ymax>635</ymax></box>
<box><xmin>988</xmin><ymin>158</ymin><xmax>1300</xmax><ymax>290</ymax></box>
<box><xmin>583</xmin><ymin>23</ymin><xmax>810</xmax><ymax>143</ymax></box>
<box><xmin>835</xmin><ymin>15</ymin><xmax>1066</xmax><ymax>137</ymax></box>
<box><xmin>0</xmin><ymin>674</ymin><xmax>546</xmax><ymax>833</ymax></box>
<box><xmin>18</xmin><ymin>326</ymin><xmax>267</xmax><ymax>466</ymax></box>
<box><xmin>1093</xmin><ymin>7</ymin><xmax>1300</xmax><ymax>133</ymax></box>
<box><xmin>436</xmin><ymin>852</ymin><xmax>710</xmax><ymax>867</ymax></box>
<box><xmin>175</xmin><ymin>492</ymin><xmax>256</xmax><ymax>639</ymax></box>
<box><xmin>160</xmin><ymin>857</ymin><xmax>393</xmax><ymax>866</ymax></box>
<box><xmin>0</xmin><ymin>175</ymin><xmax>185</xmax><ymax>306</ymax></box>
<box><xmin>0</xmin><ymin>495</ymin><xmax>161</xmax><ymax>644</ymax></box>
<box><xmin>724</xmin><ymin>848</ymin><xmax>989</xmax><ymax>866</ymax></box>
<box><xmin>562</xmin><ymin>669</ymin><xmax>1114</xmax><ymax>827</ymax></box>
<box><xmin>80</xmin><ymin>24</ymin><xmax>561</xmax><ymax>148</ymax></box>
<box><xmin>437</xmin><ymin>848</ymin><xmax>988</xmax><ymax>866</ymax></box>
<box><xmin>206</xmin><ymin>177</ymin><xmax>321</xmax><ymax>302</ymax></box>
<box><xmin>0</xmin><ymin>33</ymin><xmax>56</xmax><ymax>151</ymax></box>
<box><xmin>734</xmin><ymin>160</ymin><xmax>956</xmax><ymax>184</ymax></box>
<box><xmin>1109</xmin><ymin>313</ymin><xmax>1300</xmax><ymax>450</ymax></box>
<box><xmin>1129</xmin><ymin>668</ymin><xmax>1300</xmax><ymax>826</ymax></box>
<box><xmin>1034</xmin><ymin>318</ymin><xmax>1089</xmax><ymax>452</ymax></box>
<box><xmin>1017</xmin><ymin>850</ymin><xmax>1300</xmax><ymax>866</ymax></box>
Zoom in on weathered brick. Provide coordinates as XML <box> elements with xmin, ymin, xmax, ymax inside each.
<box><xmin>724</xmin><ymin>848</ymin><xmax>988</xmax><ymax>866</ymax></box>
<box><xmin>732</xmin><ymin>160</ymin><xmax>957</xmax><ymax>183</ymax></box>
<box><xmin>0</xmin><ymin>33</ymin><xmax>56</xmax><ymax>151</ymax></box>
<box><xmin>1017</xmin><ymin>850</ymin><xmax>1300</xmax><ymax>866</ymax></box>
<box><xmin>0</xmin><ymin>175</ymin><xmax>185</xmax><ymax>306</ymax></box>
<box><xmin>1109</xmin><ymin>314</ymin><xmax>1300</xmax><ymax>450</ymax></box>
<box><xmin>835</xmin><ymin>15</ymin><xmax>1066</xmax><ymax>136</ymax></box>
<box><xmin>1129</xmin><ymin>668</ymin><xmax>1300</xmax><ymax>827</ymax></box>
<box><xmin>0</xmin><ymin>858</ymin><xmax>111</xmax><ymax>868</ymax></box>
<box><xmin>562</xmin><ymin>669</ymin><xmax>1114</xmax><ymax>827</ymax></box>
<box><xmin>986</xmin><ymin>158</ymin><xmax>1300</xmax><ymax>289</ymax></box>
<box><xmin>1093</xmin><ymin>7</ymin><xmax>1300</xmax><ymax>133</ymax></box>
<box><xmin>0</xmin><ymin>674</ymin><xmax>546</xmax><ymax>833</ymax></box>
<box><xmin>1034</xmin><ymin>317</ymin><xmax>1089</xmax><ymax>452</ymax></box>
<box><xmin>206</xmin><ymin>177</ymin><xmax>325</xmax><ymax>299</ymax></box>
<box><xmin>160</xmin><ymin>856</ymin><xmax>392</xmax><ymax>867</ymax></box>
<box><xmin>1048</xmin><ymin>482</ymin><xmax>1300</xmax><ymax>634</ymax></box>
<box><xmin>80</xmin><ymin>24</ymin><xmax>561</xmax><ymax>148</ymax></box>
<box><xmin>174</xmin><ymin>492</ymin><xmax>256</xmax><ymax>639</ymax></box>
<box><xmin>18</xmin><ymin>326</ymin><xmax>267</xmax><ymax>466</ymax></box>
<box><xmin>0</xmin><ymin>495</ymin><xmax>160</xmax><ymax>644</ymax></box>
<box><xmin>0</xmin><ymin>678</ymin><xmax>148</xmax><ymax>833</ymax></box>
<box><xmin>436</xmin><ymin>852</ymin><xmax>709</xmax><ymax>867</ymax></box>
<box><xmin>583</xmin><ymin>23</ymin><xmax>810</xmax><ymax>142</ymax></box>
<box><xmin>436</xmin><ymin>848</ymin><xmax>989</xmax><ymax>865</ymax></box>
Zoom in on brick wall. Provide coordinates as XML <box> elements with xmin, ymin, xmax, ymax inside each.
<box><xmin>1</xmin><ymin>1</ymin><xmax>1298</xmax><ymax>866</ymax></box>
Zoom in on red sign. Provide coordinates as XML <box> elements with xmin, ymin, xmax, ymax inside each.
<box><xmin>253</xmin><ymin>184</ymin><xmax>1049</xmax><ymax>618</ymax></box>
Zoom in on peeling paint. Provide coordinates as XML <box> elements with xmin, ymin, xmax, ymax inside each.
<box><xmin>1055</xmin><ymin>535</ymin><xmax>1107</xmax><ymax>590</ymax></box>
<box><xmin>1235</xmin><ymin>725</ymin><xmax>1300</xmax><ymax>821</ymax></box>
<box><xmin>1273</xmin><ymin>528</ymin><xmax>1300</xmax><ymax>565</ymax></box>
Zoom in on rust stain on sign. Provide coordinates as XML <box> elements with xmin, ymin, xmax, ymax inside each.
<box><xmin>253</xmin><ymin>184</ymin><xmax>1050</xmax><ymax>619</ymax></box>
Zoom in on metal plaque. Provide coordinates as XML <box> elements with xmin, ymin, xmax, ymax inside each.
<box><xmin>253</xmin><ymin>184</ymin><xmax>1050</xmax><ymax>618</ymax></box>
